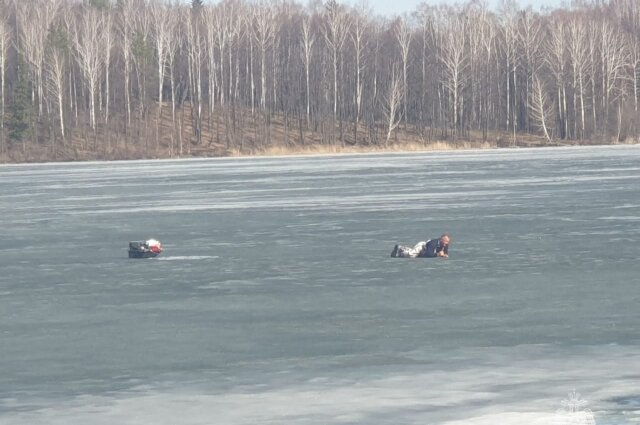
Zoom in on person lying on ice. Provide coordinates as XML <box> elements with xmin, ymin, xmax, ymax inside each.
<box><xmin>390</xmin><ymin>234</ymin><xmax>451</xmax><ymax>258</ymax></box>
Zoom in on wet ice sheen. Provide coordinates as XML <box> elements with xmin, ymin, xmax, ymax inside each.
<box><xmin>1</xmin><ymin>146</ymin><xmax>640</xmax><ymax>424</ymax></box>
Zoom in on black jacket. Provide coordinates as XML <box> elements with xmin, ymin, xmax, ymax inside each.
<box><xmin>418</xmin><ymin>239</ymin><xmax>448</xmax><ymax>258</ymax></box>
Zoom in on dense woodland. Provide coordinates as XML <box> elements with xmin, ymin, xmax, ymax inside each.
<box><xmin>0</xmin><ymin>0</ymin><xmax>639</xmax><ymax>161</ymax></box>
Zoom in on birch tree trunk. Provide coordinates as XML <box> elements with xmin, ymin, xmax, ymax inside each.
<box><xmin>568</xmin><ymin>18</ymin><xmax>588</xmax><ymax>139</ymax></box>
<box><xmin>323</xmin><ymin>0</ymin><xmax>350</xmax><ymax>133</ymax></box>
<box><xmin>151</xmin><ymin>3</ymin><xmax>172</xmax><ymax>152</ymax></box>
<box><xmin>101</xmin><ymin>10</ymin><xmax>112</xmax><ymax>151</ymax></box>
<box><xmin>382</xmin><ymin>67</ymin><xmax>403</xmax><ymax>145</ymax></box>
<box><xmin>530</xmin><ymin>75</ymin><xmax>553</xmax><ymax>142</ymax></box>
<box><xmin>350</xmin><ymin>7</ymin><xmax>367</xmax><ymax>144</ymax></box>
<box><xmin>439</xmin><ymin>14</ymin><xmax>467</xmax><ymax>136</ymax></box>
<box><xmin>0</xmin><ymin>16</ymin><xmax>10</xmax><ymax>155</ymax></box>
<box><xmin>17</xmin><ymin>0</ymin><xmax>61</xmax><ymax>121</ymax></box>
<box><xmin>600</xmin><ymin>22</ymin><xmax>630</xmax><ymax>137</ymax></box>
<box><xmin>118</xmin><ymin>0</ymin><xmax>135</xmax><ymax>130</ymax></box>
<box><xmin>166</xmin><ymin>11</ymin><xmax>181</xmax><ymax>157</ymax></box>
<box><xmin>73</xmin><ymin>7</ymin><xmax>107</xmax><ymax>136</ymax></box>
<box><xmin>46</xmin><ymin>47</ymin><xmax>66</xmax><ymax>148</ymax></box>
<box><xmin>546</xmin><ymin>18</ymin><xmax>567</xmax><ymax>139</ymax></box>
<box><xmin>253</xmin><ymin>3</ymin><xmax>276</xmax><ymax>112</ymax></box>
<box><xmin>394</xmin><ymin>17</ymin><xmax>412</xmax><ymax>130</ymax></box>
<box><xmin>518</xmin><ymin>10</ymin><xmax>543</xmax><ymax>135</ymax></box>
<box><xmin>500</xmin><ymin>3</ymin><xmax>518</xmax><ymax>137</ymax></box>
<box><xmin>301</xmin><ymin>15</ymin><xmax>315</xmax><ymax>126</ymax></box>
<box><xmin>186</xmin><ymin>6</ymin><xmax>203</xmax><ymax>146</ymax></box>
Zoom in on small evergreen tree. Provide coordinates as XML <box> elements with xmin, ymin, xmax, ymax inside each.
<box><xmin>6</xmin><ymin>59</ymin><xmax>31</xmax><ymax>145</ymax></box>
<box><xmin>87</xmin><ymin>0</ymin><xmax>111</xmax><ymax>9</ymax></box>
<box><xmin>48</xmin><ymin>26</ymin><xmax>70</xmax><ymax>51</ymax></box>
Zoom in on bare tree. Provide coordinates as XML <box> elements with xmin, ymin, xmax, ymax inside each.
<box><xmin>614</xmin><ymin>0</ymin><xmax>640</xmax><ymax>32</ymax></box>
<box><xmin>16</xmin><ymin>0</ymin><xmax>61</xmax><ymax>118</ymax></box>
<box><xmin>101</xmin><ymin>8</ymin><xmax>113</xmax><ymax>130</ymax></box>
<box><xmin>600</xmin><ymin>21</ymin><xmax>630</xmax><ymax>134</ymax></box>
<box><xmin>529</xmin><ymin>75</ymin><xmax>553</xmax><ymax>142</ymax></box>
<box><xmin>73</xmin><ymin>7</ymin><xmax>107</xmax><ymax>132</ymax></box>
<box><xmin>151</xmin><ymin>1</ymin><xmax>173</xmax><ymax>151</ymax></box>
<box><xmin>252</xmin><ymin>2</ymin><xmax>276</xmax><ymax>111</ymax></box>
<box><xmin>222</xmin><ymin>0</ymin><xmax>242</xmax><ymax>106</ymax></box>
<box><xmin>518</xmin><ymin>8</ymin><xmax>544</xmax><ymax>134</ymax></box>
<box><xmin>382</xmin><ymin>67</ymin><xmax>403</xmax><ymax>144</ymax></box>
<box><xmin>568</xmin><ymin>17</ymin><xmax>589</xmax><ymax>139</ymax></box>
<box><xmin>368</xmin><ymin>21</ymin><xmax>383</xmax><ymax>144</ymax></box>
<box><xmin>203</xmin><ymin>4</ymin><xmax>219</xmax><ymax>135</ymax></box>
<box><xmin>46</xmin><ymin>49</ymin><xmax>66</xmax><ymax>148</ymax></box>
<box><xmin>499</xmin><ymin>0</ymin><xmax>519</xmax><ymax>136</ymax></box>
<box><xmin>245</xmin><ymin>10</ymin><xmax>256</xmax><ymax>115</ymax></box>
<box><xmin>479</xmin><ymin>8</ymin><xmax>497</xmax><ymax>136</ymax></box>
<box><xmin>439</xmin><ymin>13</ymin><xmax>467</xmax><ymax>135</ymax></box>
<box><xmin>546</xmin><ymin>17</ymin><xmax>568</xmax><ymax>139</ymax></box>
<box><xmin>211</xmin><ymin>0</ymin><xmax>244</xmax><ymax>146</ymax></box>
<box><xmin>0</xmin><ymin>15</ymin><xmax>10</xmax><ymax>154</ymax></box>
<box><xmin>587</xmin><ymin>21</ymin><xmax>599</xmax><ymax>133</ymax></box>
<box><xmin>350</xmin><ymin>5</ymin><xmax>368</xmax><ymax>143</ymax></box>
<box><xmin>270</xmin><ymin>3</ymin><xmax>282</xmax><ymax>112</ymax></box>
<box><xmin>629</xmin><ymin>34</ymin><xmax>640</xmax><ymax>113</ymax></box>
<box><xmin>323</xmin><ymin>0</ymin><xmax>350</xmax><ymax>123</ymax></box>
<box><xmin>301</xmin><ymin>13</ymin><xmax>315</xmax><ymax>125</ymax></box>
<box><xmin>394</xmin><ymin>16</ymin><xmax>412</xmax><ymax>130</ymax></box>
<box><xmin>417</xmin><ymin>6</ymin><xmax>438</xmax><ymax>134</ymax></box>
<box><xmin>465</xmin><ymin>4</ymin><xmax>482</xmax><ymax>131</ymax></box>
<box><xmin>45</xmin><ymin>20</ymin><xmax>68</xmax><ymax>148</ymax></box>
<box><xmin>186</xmin><ymin>4</ymin><xmax>203</xmax><ymax>146</ymax></box>
<box><xmin>132</xmin><ymin>7</ymin><xmax>154</xmax><ymax>151</ymax></box>
<box><xmin>166</xmin><ymin>7</ymin><xmax>181</xmax><ymax>157</ymax></box>
<box><xmin>117</xmin><ymin>0</ymin><xmax>136</xmax><ymax>128</ymax></box>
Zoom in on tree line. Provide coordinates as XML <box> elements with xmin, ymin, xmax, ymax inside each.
<box><xmin>0</xmin><ymin>0</ymin><xmax>639</xmax><ymax>160</ymax></box>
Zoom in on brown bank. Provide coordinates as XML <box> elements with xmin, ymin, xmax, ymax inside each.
<box><xmin>0</xmin><ymin>111</ymin><xmax>634</xmax><ymax>164</ymax></box>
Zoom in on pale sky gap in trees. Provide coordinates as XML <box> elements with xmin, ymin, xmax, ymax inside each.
<box><xmin>198</xmin><ymin>0</ymin><xmax>567</xmax><ymax>17</ymax></box>
<box><xmin>351</xmin><ymin>0</ymin><xmax>565</xmax><ymax>17</ymax></box>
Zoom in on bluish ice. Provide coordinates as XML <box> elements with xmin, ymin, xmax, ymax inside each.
<box><xmin>1</xmin><ymin>146</ymin><xmax>639</xmax><ymax>424</ymax></box>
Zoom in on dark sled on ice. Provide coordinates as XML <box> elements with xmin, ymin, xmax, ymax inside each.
<box><xmin>128</xmin><ymin>239</ymin><xmax>163</xmax><ymax>258</ymax></box>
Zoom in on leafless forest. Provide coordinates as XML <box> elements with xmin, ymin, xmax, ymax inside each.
<box><xmin>0</xmin><ymin>0</ymin><xmax>639</xmax><ymax>161</ymax></box>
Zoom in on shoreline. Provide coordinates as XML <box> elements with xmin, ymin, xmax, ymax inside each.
<box><xmin>0</xmin><ymin>139</ymin><xmax>637</xmax><ymax>165</ymax></box>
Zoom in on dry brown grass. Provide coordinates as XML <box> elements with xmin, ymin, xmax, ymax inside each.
<box><xmin>225</xmin><ymin>140</ymin><xmax>497</xmax><ymax>157</ymax></box>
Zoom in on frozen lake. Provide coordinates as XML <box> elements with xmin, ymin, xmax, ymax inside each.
<box><xmin>1</xmin><ymin>146</ymin><xmax>640</xmax><ymax>424</ymax></box>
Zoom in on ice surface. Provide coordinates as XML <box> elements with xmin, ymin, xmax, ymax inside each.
<box><xmin>1</xmin><ymin>146</ymin><xmax>640</xmax><ymax>424</ymax></box>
